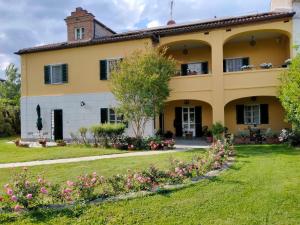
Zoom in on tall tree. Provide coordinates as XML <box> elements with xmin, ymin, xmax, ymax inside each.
<box><xmin>0</xmin><ymin>63</ymin><xmax>21</xmax><ymax>136</ymax></box>
<box><xmin>0</xmin><ymin>63</ymin><xmax>21</xmax><ymax>105</ymax></box>
<box><xmin>279</xmin><ymin>53</ymin><xmax>300</xmax><ymax>130</ymax></box>
<box><xmin>111</xmin><ymin>47</ymin><xmax>176</xmax><ymax>138</ymax></box>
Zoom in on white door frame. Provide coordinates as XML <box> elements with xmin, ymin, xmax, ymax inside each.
<box><xmin>182</xmin><ymin>107</ymin><xmax>196</xmax><ymax>137</ymax></box>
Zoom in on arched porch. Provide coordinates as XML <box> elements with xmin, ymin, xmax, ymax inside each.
<box><xmin>224</xmin><ymin>96</ymin><xmax>291</xmax><ymax>134</ymax></box>
<box><xmin>157</xmin><ymin>99</ymin><xmax>213</xmax><ymax>138</ymax></box>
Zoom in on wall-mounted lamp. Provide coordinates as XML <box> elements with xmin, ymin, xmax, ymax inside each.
<box><xmin>80</xmin><ymin>101</ymin><xmax>86</xmax><ymax>107</ymax></box>
<box><xmin>182</xmin><ymin>45</ymin><xmax>188</xmax><ymax>55</ymax></box>
<box><xmin>251</xmin><ymin>96</ymin><xmax>257</xmax><ymax>102</ymax></box>
<box><xmin>249</xmin><ymin>36</ymin><xmax>256</xmax><ymax>47</ymax></box>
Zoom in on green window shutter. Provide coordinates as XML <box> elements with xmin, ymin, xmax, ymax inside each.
<box><xmin>181</xmin><ymin>64</ymin><xmax>188</xmax><ymax>76</ymax></box>
<box><xmin>236</xmin><ymin>105</ymin><xmax>244</xmax><ymax>124</ymax></box>
<box><xmin>202</xmin><ymin>62</ymin><xmax>208</xmax><ymax>74</ymax></box>
<box><xmin>100</xmin><ymin>108</ymin><xmax>108</xmax><ymax>123</ymax></box>
<box><xmin>62</xmin><ymin>64</ymin><xmax>68</xmax><ymax>83</ymax></box>
<box><xmin>242</xmin><ymin>57</ymin><xmax>250</xmax><ymax>66</ymax></box>
<box><xmin>223</xmin><ymin>60</ymin><xmax>227</xmax><ymax>72</ymax></box>
<box><xmin>100</xmin><ymin>60</ymin><xmax>108</xmax><ymax>80</ymax></box>
<box><xmin>44</xmin><ymin>65</ymin><xmax>51</xmax><ymax>84</ymax></box>
<box><xmin>260</xmin><ymin>104</ymin><xmax>269</xmax><ymax>124</ymax></box>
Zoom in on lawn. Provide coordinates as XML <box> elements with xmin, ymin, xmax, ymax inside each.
<box><xmin>0</xmin><ymin>138</ymin><xmax>126</xmax><ymax>163</ymax></box>
<box><xmin>0</xmin><ymin>145</ymin><xmax>299</xmax><ymax>225</ymax></box>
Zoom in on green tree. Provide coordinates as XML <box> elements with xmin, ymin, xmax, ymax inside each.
<box><xmin>0</xmin><ymin>63</ymin><xmax>21</xmax><ymax>104</ymax></box>
<box><xmin>0</xmin><ymin>63</ymin><xmax>21</xmax><ymax>136</ymax></box>
<box><xmin>279</xmin><ymin>53</ymin><xmax>300</xmax><ymax>130</ymax></box>
<box><xmin>111</xmin><ymin>47</ymin><xmax>176</xmax><ymax>138</ymax></box>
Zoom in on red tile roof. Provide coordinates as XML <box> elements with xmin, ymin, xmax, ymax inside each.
<box><xmin>16</xmin><ymin>11</ymin><xmax>295</xmax><ymax>55</ymax></box>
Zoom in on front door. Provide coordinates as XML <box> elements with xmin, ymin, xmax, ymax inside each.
<box><xmin>182</xmin><ymin>107</ymin><xmax>196</xmax><ymax>137</ymax></box>
<box><xmin>51</xmin><ymin>109</ymin><xmax>63</xmax><ymax>141</ymax></box>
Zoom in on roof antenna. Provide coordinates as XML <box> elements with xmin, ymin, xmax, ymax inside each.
<box><xmin>167</xmin><ymin>0</ymin><xmax>176</xmax><ymax>25</ymax></box>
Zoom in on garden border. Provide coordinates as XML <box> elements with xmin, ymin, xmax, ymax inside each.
<box><xmin>41</xmin><ymin>157</ymin><xmax>235</xmax><ymax>211</ymax></box>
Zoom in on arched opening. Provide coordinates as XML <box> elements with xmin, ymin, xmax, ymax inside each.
<box><xmin>224</xmin><ymin>96</ymin><xmax>291</xmax><ymax>134</ymax></box>
<box><xmin>156</xmin><ymin>99</ymin><xmax>213</xmax><ymax>138</ymax></box>
<box><xmin>161</xmin><ymin>40</ymin><xmax>212</xmax><ymax>76</ymax></box>
<box><xmin>223</xmin><ymin>30</ymin><xmax>291</xmax><ymax>73</ymax></box>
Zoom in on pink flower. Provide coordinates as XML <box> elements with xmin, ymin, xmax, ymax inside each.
<box><xmin>38</xmin><ymin>178</ymin><xmax>43</xmax><ymax>183</ymax></box>
<box><xmin>63</xmin><ymin>188</ymin><xmax>72</xmax><ymax>194</ymax></box>
<box><xmin>40</xmin><ymin>187</ymin><xmax>48</xmax><ymax>194</ymax></box>
<box><xmin>6</xmin><ymin>188</ymin><xmax>13</xmax><ymax>196</ymax></box>
<box><xmin>91</xmin><ymin>177</ymin><xmax>97</xmax><ymax>183</ymax></box>
<box><xmin>92</xmin><ymin>172</ymin><xmax>97</xmax><ymax>177</ymax></box>
<box><xmin>26</xmin><ymin>194</ymin><xmax>33</xmax><ymax>200</ymax></box>
<box><xmin>14</xmin><ymin>204</ymin><xmax>22</xmax><ymax>212</ymax></box>
<box><xmin>11</xmin><ymin>195</ymin><xmax>18</xmax><ymax>202</ymax></box>
<box><xmin>66</xmin><ymin>181</ymin><xmax>74</xmax><ymax>187</ymax></box>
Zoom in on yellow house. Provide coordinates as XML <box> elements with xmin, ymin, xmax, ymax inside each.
<box><xmin>17</xmin><ymin>0</ymin><xmax>300</xmax><ymax>140</ymax></box>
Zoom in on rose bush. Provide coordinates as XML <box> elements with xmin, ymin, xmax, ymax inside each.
<box><xmin>0</xmin><ymin>140</ymin><xmax>234</xmax><ymax>212</ymax></box>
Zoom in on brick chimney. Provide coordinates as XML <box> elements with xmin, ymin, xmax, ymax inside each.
<box><xmin>271</xmin><ymin>0</ymin><xmax>293</xmax><ymax>11</ymax></box>
<box><xmin>65</xmin><ymin>7</ymin><xmax>96</xmax><ymax>42</ymax></box>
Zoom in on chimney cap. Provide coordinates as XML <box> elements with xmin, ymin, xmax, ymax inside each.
<box><xmin>167</xmin><ymin>20</ymin><xmax>176</xmax><ymax>25</ymax></box>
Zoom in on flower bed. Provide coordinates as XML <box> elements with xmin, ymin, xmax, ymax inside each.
<box><xmin>0</xmin><ymin>140</ymin><xmax>235</xmax><ymax>213</ymax></box>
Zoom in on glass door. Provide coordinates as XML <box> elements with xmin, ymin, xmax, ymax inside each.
<box><xmin>182</xmin><ymin>107</ymin><xmax>195</xmax><ymax>137</ymax></box>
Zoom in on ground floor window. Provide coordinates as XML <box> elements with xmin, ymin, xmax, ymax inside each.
<box><xmin>244</xmin><ymin>105</ymin><xmax>260</xmax><ymax>125</ymax></box>
<box><xmin>100</xmin><ymin>108</ymin><xmax>123</xmax><ymax>124</ymax></box>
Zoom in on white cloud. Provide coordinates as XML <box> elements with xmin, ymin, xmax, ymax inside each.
<box><xmin>0</xmin><ymin>0</ymin><xmax>271</xmax><ymax>78</ymax></box>
<box><xmin>147</xmin><ymin>20</ymin><xmax>161</xmax><ymax>28</ymax></box>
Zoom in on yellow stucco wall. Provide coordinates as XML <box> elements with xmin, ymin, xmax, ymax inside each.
<box><xmin>21</xmin><ymin>39</ymin><xmax>152</xmax><ymax>97</ymax></box>
<box><xmin>224</xmin><ymin>37</ymin><xmax>290</xmax><ymax>68</ymax></box>
<box><xmin>225</xmin><ymin>97</ymin><xmax>291</xmax><ymax>133</ymax></box>
<box><xmin>20</xmin><ymin>18</ymin><xmax>294</xmax><ymax>132</ymax></box>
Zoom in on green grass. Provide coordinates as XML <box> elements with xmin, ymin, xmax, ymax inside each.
<box><xmin>0</xmin><ymin>145</ymin><xmax>300</xmax><ymax>225</ymax></box>
<box><xmin>0</xmin><ymin>138</ymin><xmax>126</xmax><ymax>163</ymax></box>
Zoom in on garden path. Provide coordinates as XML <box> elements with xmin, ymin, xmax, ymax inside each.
<box><xmin>0</xmin><ymin>143</ymin><xmax>209</xmax><ymax>169</ymax></box>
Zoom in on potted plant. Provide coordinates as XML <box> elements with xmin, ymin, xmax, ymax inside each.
<box><xmin>264</xmin><ymin>129</ymin><xmax>280</xmax><ymax>144</ymax></box>
<box><xmin>206</xmin><ymin>130</ymin><xmax>213</xmax><ymax>143</ymax></box>
<box><xmin>56</xmin><ymin>139</ymin><xmax>66</xmax><ymax>147</ymax></box>
<box><xmin>234</xmin><ymin>130</ymin><xmax>250</xmax><ymax>144</ymax></box>
<box><xmin>241</xmin><ymin>65</ymin><xmax>254</xmax><ymax>71</ymax></box>
<box><xmin>211</xmin><ymin>122</ymin><xmax>225</xmax><ymax>141</ymax></box>
<box><xmin>38</xmin><ymin>138</ymin><xmax>47</xmax><ymax>147</ymax></box>
<box><xmin>260</xmin><ymin>63</ymin><xmax>273</xmax><ymax>69</ymax></box>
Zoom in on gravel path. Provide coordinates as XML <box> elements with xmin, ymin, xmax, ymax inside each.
<box><xmin>0</xmin><ymin>145</ymin><xmax>209</xmax><ymax>169</ymax></box>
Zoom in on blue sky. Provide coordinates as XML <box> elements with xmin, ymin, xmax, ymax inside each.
<box><xmin>0</xmin><ymin>0</ymin><xmax>271</xmax><ymax>78</ymax></box>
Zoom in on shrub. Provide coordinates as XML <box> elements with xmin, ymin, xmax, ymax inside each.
<box><xmin>211</xmin><ymin>122</ymin><xmax>225</xmax><ymax>140</ymax></box>
<box><xmin>79</xmin><ymin>127</ymin><xmax>88</xmax><ymax>145</ymax></box>
<box><xmin>0</xmin><ymin>168</ymin><xmax>50</xmax><ymax>211</ymax></box>
<box><xmin>89</xmin><ymin>123</ymin><xmax>126</xmax><ymax>148</ymax></box>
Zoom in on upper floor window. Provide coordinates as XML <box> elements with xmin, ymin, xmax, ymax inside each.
<box><xmin>75</xmin><ymin>27</ymin><xmax>85</xmax><ymax>40</ymax></box>
<box><xmin>180</xmin><ymin>62</ymin><xmax>208</xmax><ymax>76</ymax></box>
<box><xmin>100</xmin><ymin>58</ymin><xmax>122</xmax><ymax>80</ymax></box>
<box><xmin>223</xmin><ymin>57</ymin><xmax>249</xmax><ymax>72</ymax></box>
<box><xmin>44</xmin><ymin>64</ymin><xmax>68</xmax><ymax>84</ymax></box>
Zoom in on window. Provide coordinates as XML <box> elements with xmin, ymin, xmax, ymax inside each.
<box><xmin>224</xmin><ymin>57</ymin><xmax>249</xmax><ymax>72</ymax></box>
<box><xmin>75</xmin><ymin>27</ymin><xmax>85</xmax><ymax>40</ymax></box>
<box><xmin>44</xmin><ymin>64</ymin><xmax>68</xmax><ymax>84</ymax></box>
<box><xmin>181</xmin><ymin>62</ymin><xmax>208</xmax><ymax>76</ymax></box>
<box><xmin>100</xmin><ymin>58</ymin><xmax>122</xmax><ymax>80</ymax></box>
<box><xmin>100</xmin><ymin>108</ymin><xmax>123</xmax><ymax>124</ymax></box>
<box><xmin>244</xmin><ymin>105</ymin><xmax>260</xmax><ymax>125</ymax></box>
<box><xmin>109</xmin><ymin>109</ymin><xmax>123</xmax><ymax>123</ymax></box>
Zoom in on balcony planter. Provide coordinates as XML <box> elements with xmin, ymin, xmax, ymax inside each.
<box><xmin>260</xmin><ymin>63</ymin><xmax>273</xmax><ymax>69</ymax></box>
<box><xmin>241</xmin><ymin>65</ymin><xmax>254</xmax><ymax>71</ymax></box>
